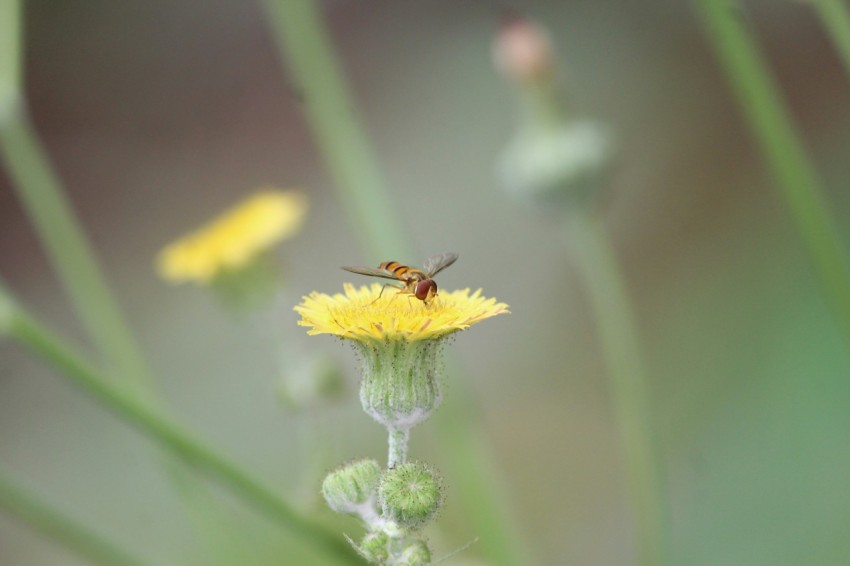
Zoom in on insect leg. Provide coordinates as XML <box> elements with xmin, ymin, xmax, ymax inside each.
<box><xmin>371</xmin><ymin>282</ymin><xmax>405</xmax><ymax>304</ymax></box>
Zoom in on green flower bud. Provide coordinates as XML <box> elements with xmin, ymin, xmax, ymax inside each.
<box><xmin>322</xmin><ymin>459</ymin><xmax>382</xmax><ymax>516</ymax></box>
<box><xmin>396</xmin><ymin>539</ymin><xmax>431</xmax><ymax>566</ymax></box>
<box><xmin>379</xmin><ymin>462</ymin><xmax>443</xmax><ymax>529</ymax></box>
<box><xmin>358</xmin><ymin>530</ymin><xmax>390</xmax><ymax>564</ymax></box>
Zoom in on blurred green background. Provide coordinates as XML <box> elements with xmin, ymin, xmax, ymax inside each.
<box><xmin>1</xmin><ymin>0</ymin><xmax>849</xmax><ymax>564</ymax></box>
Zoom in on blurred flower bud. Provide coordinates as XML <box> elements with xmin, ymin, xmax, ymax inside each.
<box><xmin>499</xmin><ymin>119</ymin><xmax>614</xmax><ymax>209</ymax></box>
<box><xmin>379</xmin><ymin>462</ymin><xmax>443</xmax><ymax>530</ymax></box>
<box><xmin>494</xmin><ymin>14</ymin><xmax>616</xmax><ymax>210</ymax></box>
<box><xmin>276</xmin><ymin>353</ymin><xmax>345</xmax><ymax>410</ymax></box>
<box><xmin>493</xmin><ymin>13</ymin><xmax>555</xmax><ymax>86</ymax></box>
<box><xmin>358</xmin><ymin>530</ymin><xmax>390</xmax><ymax>564</ymax></box>
<box><xmin>396</xmin><ymin>539</ymin><xmax>431</xmax><ymax>566</ymax></box>
<box><xmin>322</xmin><ymin>458</ymin><xmax>382</xmax><ymax>516</ymax></box>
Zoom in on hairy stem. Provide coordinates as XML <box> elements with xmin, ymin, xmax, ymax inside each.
<box><xmin>387</xmin><ymin>427</ymin><xmax>410</xmax><ymax>469</ymax></box>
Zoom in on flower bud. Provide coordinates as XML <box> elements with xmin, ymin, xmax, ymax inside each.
<box><xmin>322</xmin><ymin>459</ymin><xmax>382</xmax><ymax>515</ymax></box>
<box><xmin>358</xmin><ymin>530</ymin><xmax>390</xmax><ymax>564</ymax></box>
<box><xmin>493</xmin><ymin>13</ymin><xmax>555</xmax><ymax>86</ymax></box>
<box><xmin>499</xmin><ymin>119</ymin><xmax>614</xmax><ymax>209</ymax></box>
<box><xmin>397</xmin><ymin>539</ymin><xmax>431</xmax><ymax>566</ymax></box>
<box><xmin>379</xmin><ymin>462</ymin><xmax>443</xmax><ymax>529</ymax></box>
<box><xmin>494</xmin><ymin>14</ymin><xmax>616</xmax><ymax>211</ymax></box>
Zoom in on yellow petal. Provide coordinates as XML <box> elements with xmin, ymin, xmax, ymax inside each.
<box><xmin>295</xmin><ymin>283</ymin><xmax>509</xmax><ymax>342</ymax></box>
<box><xmin>156</xmin><ymin>189</ymin><xmax>308</xmax><ymax>284</ymax></box>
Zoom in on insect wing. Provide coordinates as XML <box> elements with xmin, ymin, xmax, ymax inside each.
<box><xmin>341</xmin><ymin>265</ymin><xmax>400</xmax><ymax>281</ymax></box>
<box><xmin>422</xmin><ymin>252</ymin><xmax>458</xmax><ymax>277</ymax></box>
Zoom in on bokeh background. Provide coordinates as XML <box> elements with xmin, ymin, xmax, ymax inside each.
<box><xmin>2</xmin><ymin>0</ymin><xmax>849</xmax><ymax>564</ymax></box>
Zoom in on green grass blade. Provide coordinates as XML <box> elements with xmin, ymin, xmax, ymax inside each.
<box><xmin>0</xmin><ymin>286</ymin><xmax>362</xmax><ymax>565</ymax></box>
<box><xmin>696</xmin><ymin>0</ymin><xmax>850</xmax><ymax>341</ymax></box>
<box><xmin>813</xmin><ymin>0</ymin><xmax>850</xmax><ymax>78</ymax></box>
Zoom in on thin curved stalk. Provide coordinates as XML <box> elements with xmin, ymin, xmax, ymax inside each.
<box><xmin>0</xmin><ymin>0</ymin><xmax>21</xmax><ymax>122</ymax></box>
<box><xmin>0</xmin><ymin>4</ymin><xmax>299</xmax><ymax>559</ymax></box>
<box><xmin>0</xmin><ymin>109</ymin><xmax>155</xmax><ymax>397</ymax></box>
<box><xmin>0</xmin><ymin>287</ymin><xmax>361</xmax><ymax>565</ymax></box>
<box><xmin>697</xmin><ymin>0</ymin><xmax>850</xmax><ymax>343</ymax></box>
<box><xmin>261</xmin><ymin>0</ymin><xmax>409</xmax><ymax>263</ymax></box>
<box><xmin>812</xmin><ymin>0</ymin><xmax>850</xmax><ymax>78</ymax></box>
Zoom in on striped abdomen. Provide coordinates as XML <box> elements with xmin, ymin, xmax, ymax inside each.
<box><xmin>379</xmin><ymin>261</ymin><xmax>426</xmax><ymax>282</ymax></box>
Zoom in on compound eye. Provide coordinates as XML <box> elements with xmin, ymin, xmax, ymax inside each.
<box><xmin>415</xmin><ymin>280</ymin><xmax>437</xmax><ymax>301</ymax></box>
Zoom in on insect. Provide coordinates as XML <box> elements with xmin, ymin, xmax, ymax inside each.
<box><xmin>342</xmin><ymin>252</ymin><xmax>459</xmax><ymax>305</ymax></box>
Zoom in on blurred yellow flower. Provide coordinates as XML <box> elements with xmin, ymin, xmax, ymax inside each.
<box><xmin>295</xmin><ymin>283</ymin><xmax>509</xmax><ymax>342</ymax></box>
<box><xmin>156</xmin><ymin>189</ymin><xmax>308</xmax><ymax>284</ymax></box>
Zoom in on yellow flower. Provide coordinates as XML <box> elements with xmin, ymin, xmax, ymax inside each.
<box><xmin>295</xmin><ymin>283</ymin><xmax>509</xmax><ymax>342</ymax></box>
<box><xmin>156</xmin><ymin>189</ymin><xmax>308</xmax><ymax>284</ymax></box>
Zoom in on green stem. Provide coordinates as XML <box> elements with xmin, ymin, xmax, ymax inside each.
<box><xmin>262</xmin><ymin>1</ymin><xmax>532</xmax><ymax>563</ymax></box>
<box><xmin>812</xmin><ymin>0</ymin><xmax>850</xmax><ymax>77</ymax></box>
<box><xmin>0</xmin><ymin>471</ymin><xmax>148</xmax><ymax>566</ymax></box>
<box><xmin>0</xmin><ymin>288</ymin><xmax>361</xmax><ymax>565</ymax></box>
<box><xmin>0</xmin><ymin>111</ymin><xmax>156</xmax><ymax>396</ymax></box>
<box><xmin>564</xmin><ymin>211</ymin><xmax>667</xmax><ymax>566</ymax></box>
<box><xmin>261</xmin><ymin>0</ymin><xmax>409</xmax><ymax>262</ymax></box>
<box><xmin>696</xmin><ymin>0</ymin><xmax>850</xmax><ymax>342</ymax></box>
<box><xmin>386</xmin><ymin>427</ymin><xmax>410</xmax><ymax>469</ymax></box>
<box><xmin>0</xmin><ymin>0</ymin><xmax>21</xmax><ymax>123</ymax></box>
<box><xmin>0</xmin><ymin>112</ymin><xmax>153</xmax><ymax>400</ymax></box>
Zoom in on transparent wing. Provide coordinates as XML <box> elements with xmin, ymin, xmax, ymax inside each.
<box><xmin>341</xmin><ymin>265</ymin><xmax>399</xmax><ymax>281</ymax></box>
<box><xmin>422</xmin><ymin>252</ymin><xmax>458</xmax><ymax>277</ymax></box>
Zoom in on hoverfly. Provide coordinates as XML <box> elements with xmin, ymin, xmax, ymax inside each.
<box><xmin>342</xmin><ymin>252</ymin><xmax>459</xmax><ymax>305</ymax></box>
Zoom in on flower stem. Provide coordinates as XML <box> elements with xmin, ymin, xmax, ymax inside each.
<box><xmin>696</xmin><ymin>0</ymin><xmax>850</xmax><ymax>343</ymax></box>
<box><xmin>387</xmin><ymin>427</ymin><xmax>410</xmax><ymax>469</ymax></box>
<box><xmin>564</xmin><ymin>210</ymin><xmax>667</xmax><ymax>566</ymax></box>
<box><xmin>812</xmin><ymin>0</ymin><xmax>850</xmax><ymax>77</ymax></box>
<box><xmin>0</xmin><ymin>286</ymin><xmax>361</xmax><ymax>566</ymax></box>
<box><xmin>261</xmin><ymin>0</ymin><xmax>410</xmax><ymax>262</ymax></box>
<box><xmin>0</xmin><ymin>470</ymin><xmax>147</xmax><ymax>566</ymax></box>
<box><xmin>262</xmin><ymin>2</ymin><xmax>531</xmax><ymax>563</ymax></box>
